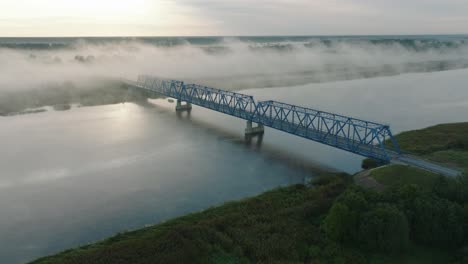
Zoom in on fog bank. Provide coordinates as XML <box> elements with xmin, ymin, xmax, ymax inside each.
<box><xmin>1</xmin><ymin>37</ymin><xmax>468</xmax><ymax>92</ymax></box>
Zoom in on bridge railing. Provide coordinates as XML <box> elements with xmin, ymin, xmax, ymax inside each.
<box><xmin>253</xmin><ymin>100</ymin><xmax>400</xmax><ymax>160</ymax></box>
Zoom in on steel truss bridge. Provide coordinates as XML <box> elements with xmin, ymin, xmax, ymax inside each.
<box><xmin>124</xmin><ymin>75</ymin><xmax>461</xmax><ymax>176</ymax></box>
<box><xmin>127</xmin><ymin>75</ymin><xmax>401</xmax><ymax>162</ymax></box>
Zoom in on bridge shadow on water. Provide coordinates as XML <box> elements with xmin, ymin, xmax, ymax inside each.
<box><xmin>137</xmin><ymin>99</ymin><xmax>337</xmax><ymax>183</ymax></box>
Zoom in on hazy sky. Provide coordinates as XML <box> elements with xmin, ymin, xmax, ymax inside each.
<box><xmin>0</xmin><ymin>0</ymin><xmax>467</xmax><ymax>36</ymax></box>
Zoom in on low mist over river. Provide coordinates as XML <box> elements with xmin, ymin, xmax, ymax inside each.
<box><xmin>1</xmin><ymin>36</ymin><xmax>468</xmax><ymax>263</ymax></box>
<box><xmin>2</xmin><ymin>35</ymin><xmax>468</xmax><ymax>92</ymax></box>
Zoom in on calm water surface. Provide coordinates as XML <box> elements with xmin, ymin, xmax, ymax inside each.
<box><xmin>1</xmin><ymin>69</ymin><xmax>468</xmax><ymax>263</ymax></box>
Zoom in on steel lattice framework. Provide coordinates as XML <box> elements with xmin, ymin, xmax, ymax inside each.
<box><xmin>253</xmin><ymin>100</ymin><xmax>400</xmax><ymax>161</ymax></box>
<box><xmin>135</xmin><ymin>75</ymin><xmax>256</xmax><ymax>120</ymax></box>
<box><xmin>129</xmin><ymin>75</ymin><xmax>400</xmax><ymax>161</ymax></box>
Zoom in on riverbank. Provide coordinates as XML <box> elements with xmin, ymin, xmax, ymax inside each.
<box><xmin>30</xmin><ymin>122</ymin><xmax>468</xmax><ymax>264</ymax></box>
<box><xmin>0</xmin><ymin>79</ymin><xmax>153</xmax><ymax>116</ymax></box>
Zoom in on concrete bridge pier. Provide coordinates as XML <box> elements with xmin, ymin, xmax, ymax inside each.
<box><xmin>245</xmin><ymin>120</ymin><xmax>264</xmax><ymax>139</ymax></box>
<box><xmin>176</xmin><ymin>99</ymin><xmax>192</xmax><ymax>112</ymax></box>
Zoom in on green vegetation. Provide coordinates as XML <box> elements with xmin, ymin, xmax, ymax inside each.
<box><xmin>427</xmin><ymin>150</ymin><xmax>468</xmax><ymax>170</ymax></box>
<box><xmin>32</xmin><ymin>174</ymin><xmax>355</xmax><ymax>264</ymax></box>
<box><xmin>0</xmin><ymin>79</ymin><xmax>154</xmax><ymax>116</ymax></box>
<box><xmin>370</xmin><ymin>165</ymin><xmax>440</xmax><ymax>190</ymax></box>
<box><xmin>31</xmin><ymin>173</ymin><xmax>468</xmax><ymax>264</ymax></box>
<box><xmin>363</xmin><ymin>122</ymin><xmax>468</xmax><ymax>171</ymax></box>
<box><xmin>367</xmin><ymin>123</ymin><xmax>468</xmax><ymax>193</ymax></box>
<box><xmin>357</xmin><ymin>122</ymin><xmax>468</xmax><ymax>262</ymax></box>
<box><xmin>361</xmin><ymin>158</ymin><xmax>382</xmax><ymax>170</ymax></box>
<box><xmin>324</xmin><ymin>183</ymin><xmax>466</xmax><ymax>249</ymax></box>
<box><xmin>31</xmin><ymin>122</ymin><xmax>468</xmax><ymax>263</ymax></box>
<box><xmin>390</xmin><ymin>123</ymin><xmax>468</xmax><ymax>155</ymax></box>
<box><xmin>368</xmin><ymin>245</ymin><xmax>456</xmax><ymax>264</ymax></box>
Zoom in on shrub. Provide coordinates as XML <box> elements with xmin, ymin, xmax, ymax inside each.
<box><xmin>358</xmin><ymin>204</ymin><xmax>410</xmax><ymax>253</ymax></box>
<box><xmin>322</xmin><ymin>203</ymin><xmax>356</xmax><ymax>243</ymax></box>
<box><xmin>411</xmin><ymin>195</ymin><xmax>464</xmax><ymax>246</ymax></box>
<box><xmin>361</xmin><ymin>159</ymin><xmax>380</xmax><ymax>169</ymax></box>
<box><xmin>457</xmin><ymin>174</ymin><xmax>468</xmax><ymax>203</ymax></box>
<box><xmin>464</xmin><ymin>204</ymin><xmax>468</xmax><ymax>242</ymax></box>
<box><xmin>456</xmin><ymin>245</ymin><xmax>468</xmax><ymax>264</ymax></box>
<box><xmin>432</xmin><ymin>175</ymin><xmax>460</xmax><ymax>202</ymax></box>
<box><xmin>337</xmin><ymin>188</ymin><xmax>369</xmax><ymax>212</ymax></box>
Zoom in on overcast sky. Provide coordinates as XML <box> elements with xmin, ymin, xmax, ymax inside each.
<box><xmin>0</xmin><ymin>0</ymin><xmax>467</xmax><ymax>36</ymax></box>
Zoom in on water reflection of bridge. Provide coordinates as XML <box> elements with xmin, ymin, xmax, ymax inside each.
<box><xmin>125</xmin><ymin>75</ymin><xmax>461</xmax><ymax>177</ymax></box>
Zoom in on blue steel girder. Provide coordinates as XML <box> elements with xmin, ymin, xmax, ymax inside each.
<box><xmin>136</xmin><ymin>75</ymin><xmax>257</xmax><ymax>121</ymax></box>
<box><xmin>132</xmin><ymin>76</ymin><xmax>401</xmax><ymax>161</ymax></box>
<box><xmin>253</xmin><ymin>100</ymin><xmax>400</xmax><ymax>161</ymax></box>
<box><xmin>183</xmin><ymin>84</ymin><xmax>256</xmax><ymax>119</ymax></box>
<box><xmin>137</xmin><ymin>75</ymin><xmax>183</xmax><ymax>97</ymax></box>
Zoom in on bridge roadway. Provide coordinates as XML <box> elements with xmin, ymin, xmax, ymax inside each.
<box><xmin>125</xmin><ymin>76</ymin><xmax>462</xmax><ymax>177</ymax></box>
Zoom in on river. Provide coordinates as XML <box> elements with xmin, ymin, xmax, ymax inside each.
<box><xmin>1</xmin><ymin>69</ymin><xmax>468</xmax><ymax>263</ymax></box>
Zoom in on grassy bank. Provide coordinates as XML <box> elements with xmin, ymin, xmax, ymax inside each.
<box><xmin>390</xmin><ymin>123</ymin><xmax>468</xmax><ymax>156</ymax></box>
<box><xmin>368</xmin><ymin>122</ymin><xmax>468</xmax><ymax>188</ymax></box>
<box><xmin>31</xmin><ymin>123</ymin><xmax>468</xmax><ymax>264</ymax></box>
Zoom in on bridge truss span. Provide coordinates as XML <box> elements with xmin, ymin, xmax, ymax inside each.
<box><xmin>137</xmin><ymin>75</ymin><xmax>184</xmax><ymax>98</ymax></box>
<box><xmin>127</xmin><ymin>75</ymin><xmax>401</xmax><ymax>162</ymax></box>
<box><xmin>181</xmin><ymin>83</ymin><xmax>256</xmax><ymax>120</ymax></box>
<box><xmin>253</xmin><ymin>100</ymin><xmax>400</xmax><ymax>161</ymax></box>
<box><xmin>136</xmin><ymin>75</ymin><xmax>257</xmax><ymax>120</ymax></box>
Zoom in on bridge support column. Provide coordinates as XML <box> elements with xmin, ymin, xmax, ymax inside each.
<box><xmin>176</xmin><ymin>99</ymin><xmax>192</xmax><ymax>112</ymax></box>
<box><xmin>245</xmin><ymin>121</ymin><xmax>264</xmax><ymax>139</ymax></box>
